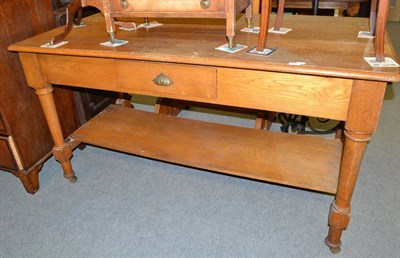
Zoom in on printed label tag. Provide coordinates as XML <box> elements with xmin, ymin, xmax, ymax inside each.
<box><xmin>240</xmin><ymin>27</ymin><xmax>260</xmax><ymax>34</ymax></box>
<box><xmin>41</xmin><ymin>41</ymin><xmax>69</xmax><ymax>48</ymax></box>
<box><xmin>215</xmin><ymin>43</ymin><xmax>247</xmax><ymax>53</ymax></box>
<box><xmin>268</xmin><ymin>27</ymin><xmax>292</xmax><ymax>34</ymax></box>
<box><xmin>288</xmin><ymin>62</ymin><xmax>306</xmax><ymax>66</ymax></box>
<box><xmin>364</xmin><ymin>57</ymin><xmax>400</xmax><ymax>67</ymax></box>
<box><xmin>100</xmin><ymin>39</ymin><xmax>129</xmax><ymax>47</ymax></box>
<box><xmin>73</xmin><ymin>21</ymin><xmax>86</xmax><ymax>28</ymax></box>
<box><xmin>138</xmin><ymin>21</ymin><xmax>163</xmax><ymax>29</ymax></box>
<box><xmin>116</xmin><ymin>21</ymin><xmax>138</xmax><ymax>31</ymax></box>
<box><xmin>358</xmin><ymin>31</ymin><xmax>374</xmax><ymax>39</ymax></box>
<box><xmin>246</xmin><ymin>47</ymin><xmax>276</xmax><ymax>56</ymax></box>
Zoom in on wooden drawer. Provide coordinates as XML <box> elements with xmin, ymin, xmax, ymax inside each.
<box><xmin>217</xmin><ymin>68</ymin><xmax>352</xmax><ymax>121</ymax></box>
<box><xmin>110</xmin><ymin>0</ymin><xmax>226</xmax><ymax>16</ymax></box>
<box><xmin>0</xmin><ymin>136</ymin><xmax>18</xmax><ymax>171</ymax></box>
<box><xmin>0</xmin><ymin>114</ymin><xmax>7</xmax><ymax>135</ymax></box>
<box><xmin>116</xmin><ymin>61</ymin><xmax>217</xmax><ymax>99</ymax></box>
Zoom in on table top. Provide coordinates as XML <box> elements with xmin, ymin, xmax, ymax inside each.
<box><xmin>9</xmin><ymin>14</ymin><xmax>400</xmax><ymax>82</ymax></box>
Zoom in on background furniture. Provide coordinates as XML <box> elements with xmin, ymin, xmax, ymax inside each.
<box><xmin>0</xmin><ymin>0</ymin><xmax>116</xmax><ymax>193</ymax></box>
<box><xmin>253</xmin><ymin>0</ymin><xmax>369</xmax><ymax>16</ymax></box>
<box><xmin>52</xmin><ymin>0</ymin><xmax>253</xmax><ymax>48</ymax></box>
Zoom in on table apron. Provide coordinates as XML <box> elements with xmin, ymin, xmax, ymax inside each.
<box><xmin>37</xmin><ymin>54</ymin><xmax>352</xmax><ymax>120</ymax></box>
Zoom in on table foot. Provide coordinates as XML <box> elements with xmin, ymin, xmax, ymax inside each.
<box><xmin>325</xmin><ymin>237</ymin><xmax>341</xmax><ymax>254</ymax></box>
<box><xmin>53</xmin><ymin>143</ymin><xmax>75</xmax><ymax>180</ymax></box>
<box><xmin>326</xmin><ymin>201</ymin><xmax>350</xmax><ymax>254</ymax></box>
<box><xmin>65</xmin><ymin>174</ymin><xmax>77</xmax><ymax>183</ymax></box>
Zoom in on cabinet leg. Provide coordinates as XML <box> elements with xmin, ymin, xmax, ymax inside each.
<box><xmin>15</xmin><ymin>165</ymin><xmax>42</xmax><ymax>194</ymax></box>
<box><xmin>35</xmin><ymin>86</ymin><xmax>76</xmax><ymax>182</ymax></box>
<box><xmin>325</xmin><ymin>129</ymin><xmax>371</xmax><ymax>253</ymax></box>
<box><xmin>255</xmin><ymin>111</ymin><xmax>276</xmax><ymax>130</ymax></box>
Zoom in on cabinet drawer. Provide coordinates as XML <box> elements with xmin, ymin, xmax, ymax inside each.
<box><xmin>0</xmin><ymin>136</ymin><xmax>18</xmax><ymax>171</ymax></box>
<box><xmin>0</xmin><ymin>114</ymin><xmax>7</xmax><ymax>135</ymax></box>
<box><xmin>110</xmin><ymin>0</ymin><xmax>226</xmax><ymax>16</ymax></box>
<box><xmin>116</xmin><ymin>61</ymin><xmax>217</xmax><ymax>99</ymax></box>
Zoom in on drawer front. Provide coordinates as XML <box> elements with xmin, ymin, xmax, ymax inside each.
<box><xmin>217</xmin><ymin>68</ymin><xmax>352</xmax><ymax>121</ymax></box>
<box><xmin>110</xmin><ymin>0</ymin><xmax>226</xmax><ymax>14</ymax></box>
<box><xmin>116</xmin><ymin>60</ymin><xmax>217</xmax><ymax>99</ymax></box>
<box><xmin>0</xmin><ymin>136</ymin><xmax>18</xmax><ymax>171</ymax></box>
<box><xmin>0</xmin><ymin>114</ymin><xmax>7</xmax><ymax>135</ymax></box>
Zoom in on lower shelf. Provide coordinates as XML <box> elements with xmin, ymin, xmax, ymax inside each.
<box><xmin>70</xmin><ymin>105</ymin><xmax>342</xmax><ymax>194</ymax></box>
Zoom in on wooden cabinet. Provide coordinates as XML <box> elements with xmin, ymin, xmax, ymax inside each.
<box><xmin>0</xmin><ymin>0</ymin><xmax>116</xmax><ymax>193</ymax></box>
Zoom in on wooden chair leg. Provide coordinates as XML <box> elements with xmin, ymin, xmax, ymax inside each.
<box><xmin>14</xmin><ymin>165</ymin><xmax>42</xmax><ymax>194</ymax></box>
<box><xmin>226</xmin><ymin>0</ymin><xmax>236</xmax><ymax>48</ymax></box>
<box><xmin>51</xmin><ymin>0</ymin><xmax>82</xmax><ymax>44</ymax></box>
<box><xmin>374</xmin><ymin>0</ymin><xmax>390</xmax><ymax>62</ymax></box>
<box><xmin>274</xmin><ymin>0</ymin><xmax>285</xmax><ymax>31</ymax></box>
<box><xmin>257</xmin><ymin>0</ymin><xmax>272</xmax><ymax>51</ymax></box>
<box><xmin>245</xmin><ymin>0</ymin><xmax>254</xmax><ymax>28</ymax></box>
<box><xmin>312</xmin><ymin>0</ymin><xmax>319</xmax><ymax>15</ymax></box>
<box><xmin>369</xmin><ymin>0</ymin><xmax>378</xmax><ymax>36</ymax></box>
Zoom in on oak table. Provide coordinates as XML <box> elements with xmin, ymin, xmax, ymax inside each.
<box><xmin>9</xmin><ymin>14</ymin><xmax>400</xmax><ymax>253</ymax></box>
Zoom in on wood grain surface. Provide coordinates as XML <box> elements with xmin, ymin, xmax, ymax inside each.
<box><xmin>8</xmin><ymin>14</ymin><xmax>400</xmax><ymax>82</ymax></box>
<box><xmin>70</xmin><ymin>105</ymin><xmax>342</xmax><ymax>194</ymax></box>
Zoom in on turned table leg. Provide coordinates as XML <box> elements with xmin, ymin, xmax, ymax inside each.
<box><xmin>35</xmin><ymin>86</ymin><xmax>76</xmax><ymax>183</ymax></box>
<box><xmin>325</xmin><ymin>80</ymin><xmax>386</xmax><ymax>253</ymax></box>
<box><xmin>326</xmin><ymin>130</ymin><xmax>370</xmax><ymax>253</ymax></box>
<box><xmin>18</xmin><ymin>53</ymin><xmax>77</xmax><ymax>183</ymax></box>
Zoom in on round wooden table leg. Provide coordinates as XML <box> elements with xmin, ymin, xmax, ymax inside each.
<box><xmin>35</xmin><ymin>86</ymin><xmax>76</xmax><ymax>182</ymax></box>
<box><xmin>326</xmin><ymin>80</ymin><xmax>386</xmax><ymax>253</ymax></box>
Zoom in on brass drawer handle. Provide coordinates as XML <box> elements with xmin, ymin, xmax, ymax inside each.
<box><xmin>120</xmin><ymin>0</ymin><xmax>129</xmax><ymax>9</ymax></box>
<box><xmin>200</xmin><ymin>0</ymin><xmax>211</xmax><ymax>9</ymax></box>
<box><xmin>153</xmin><ymin>73</ymin><xmax>174</xmax><ymax>86</ymax></box>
